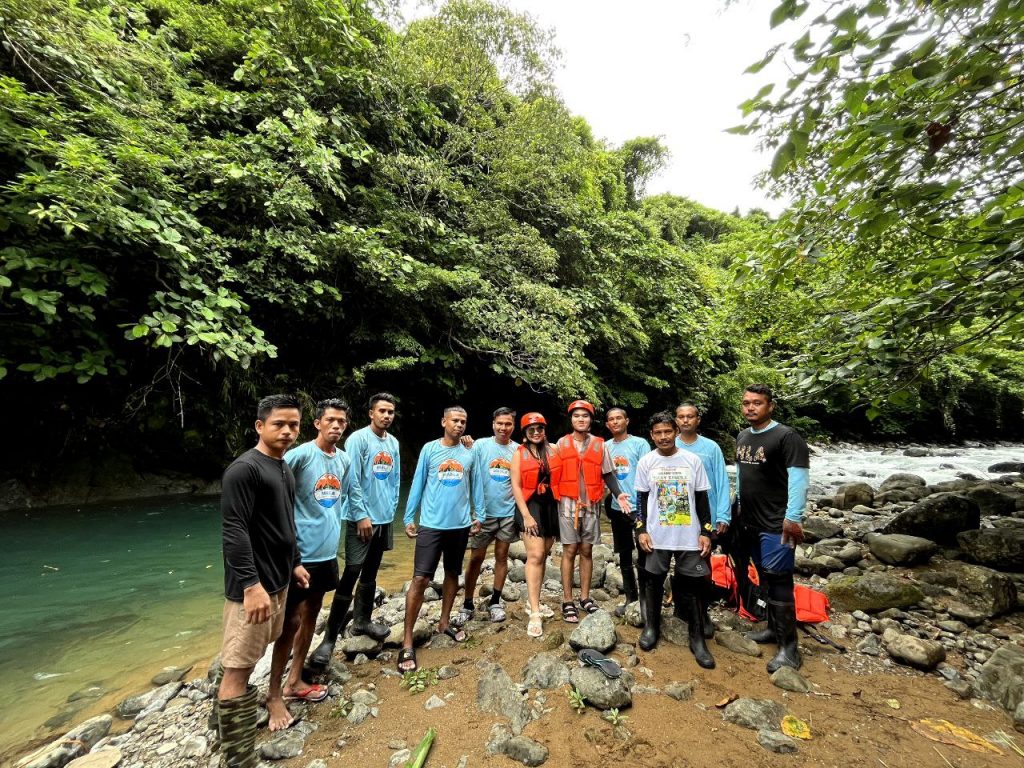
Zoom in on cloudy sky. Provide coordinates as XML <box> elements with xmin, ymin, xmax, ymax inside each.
<box><xmin>405</xmin><ymin>1</ymin><xmax>796</xmax><ymax>215</ymax></box>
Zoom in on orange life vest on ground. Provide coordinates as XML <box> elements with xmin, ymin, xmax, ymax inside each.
<box><xmin>516</xmin><ymin>445</ymin><xmax>549</xmax><ymax>502</ymax></box>
<box><xmin>710</xmin><ymin>554</ymin><xmax>830</xmax><ymax>624</ymax></box>
<box><xmin>549</xmin><ymin>434</ymin><xmax>606</xmax><ymax>503</ymax></box>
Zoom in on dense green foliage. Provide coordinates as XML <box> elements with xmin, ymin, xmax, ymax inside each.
<box><xmin>734</xmin><ymin>0</ymin><xmax>1024</xmax><ymax>425</ymax></box>
<box><xmin>2</xmin><ymin>0</ymin><xmax>1021</xmax><ymax>479</ymax></box>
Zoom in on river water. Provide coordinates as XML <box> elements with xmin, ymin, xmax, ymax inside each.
<box><xmin>2</xmin><ymin>443</ymin><xmax>1022</xmax><ymax>762</ymax></box>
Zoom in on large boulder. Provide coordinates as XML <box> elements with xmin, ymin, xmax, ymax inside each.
<box><xmin>966</xmin><ymin>484</ymin><xmax>1019</xmax><ymax>516</ymax></box>
<box><xmin>824</xmin><ymin>572</ymin><xmax>924</xmax><ymax>613</ymax></box>
<box><xmin>520</xmin><ymin>653</ymin><xmax>570</xmax><ymax>689</ymax></box>
<box><xmin>944</xmin><ymin>562</ymin><xmax>1018</xmax><ymax>618</ymax></box>
<box><xmin>879</xmin><ymin>473</ymin><xmax>927</xmax><ymax>492</ymax></box>
<box><xmin>975</xmin><ymin>644</ymin><xmax>1024</xmax><ymax>713</ymax></box>
<box><xmin>957</xmin><ymin>528</ymin><xmax>1024</xmax><ymax>572</ymax></box>
<box><xmin>882</xmin><ymin>493</ymin><xmax>980</xmax><ymax>544</ymax></box>
<box><xmin>874</xmin><ymin>486</ymin><xmax>930</xmax><ymax>506</ymax></box>
<box><xmin>884</xmin><ymin>634</ymin><xmax>946</xmax><ymax>671</ymax></box>
<box><xmin>801</xmin><ymin>516</ymin><xmax>844</xmax><ymax>543</ymax></box>
<box><xmin>865</xmin><ymin>533</ymin><xmax>937</xmax><ymax>566</ymax></box>
<box><xmin>988</xmin><ymin>462</ymin><xmax>1024</xmax><ymax>474</ymax></box>
<box><xmin>477</xmin><ymin>663</ymin><xmax>533</xmax><ymax>735</ymax></box>
<box><xmin>834</xmin><ymin>482</ymin><xmax>874</xmax><ymax>510</ymax></box>
<box><xmin>15</xmin><ymin>716</ymin><xmax>112</xmax><ymax>768</ymax></box>
<box><xmin>115</xmin><ymin>682</ymin><xmax>183</xmax><ymax>719</ymax></box>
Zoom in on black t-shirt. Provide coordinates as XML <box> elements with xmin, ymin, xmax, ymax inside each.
<box><xmin>735</xmin><ymin>423</ymin><xmax>809</xmax><ymax>532</ymax></box>
<box><xmin>221</xmin><ymin>448</ymin><xmax>300</xmax><ymax>601</ymax></box>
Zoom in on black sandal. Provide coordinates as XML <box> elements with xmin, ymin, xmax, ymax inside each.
<box><xmin>579</xmin><ymin>597</ymin><xmax>599</xmax><ymax>614</ymax></box>
<box><xmin>397</xmin><ymin>646</ymin><xmax>417</xmax><ymax>673</ymax></box>
<box><xmin>561</xmin><ymin>601</ymin><xmax>580</xmax><ymax>624</ymax></box>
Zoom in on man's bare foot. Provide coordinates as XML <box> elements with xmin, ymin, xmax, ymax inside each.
<box><xmin>266</xmin><ymin>695</ymin><xmax>294</xmax><ymax>731</ymax></box>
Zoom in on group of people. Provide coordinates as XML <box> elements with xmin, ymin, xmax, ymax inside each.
<box><xmin>213</xmin><ymin>385</ymin><xmax>810</xmax><ymax>767</ymax></box>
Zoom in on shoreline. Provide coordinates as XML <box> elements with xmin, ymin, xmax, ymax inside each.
<box><xmin>12</xmin><ymin>462</ymin><xmax>1024</xmax><ymax>768</ymax></box>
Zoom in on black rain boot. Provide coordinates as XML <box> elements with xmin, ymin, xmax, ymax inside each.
<box><xmin>615</xmin><ymin>560</ymin><xmax>639</xmax><ymax>617</ymax></box>
<box><xmin>309</xmin><ymin>594</ymin><xmax>352</xmax><ymax>668</ymax></box>
<box><xmin>745</xmin><ymin>613</ymin><xmax>776</xmax><ymax>644</ymax></box>
<box><xmin>636</xmin><ymin>569</ymin><xmax>648</xmax><ymax>624</ymax></box>
<box><xmin>218</xmin><ymin>684</ymin><xmax>258</xmax><ymax>768</ymax></box>
<box><xmin>349</xmin><ymin>581</ymin><xmax>389</xmax><ymax>641</ymax></box>
<box><xmin>670</xmin><ymin>574</ymin><xmax>686</xmax><ymax>621</ymax></box>
<box><xmin>684</xmin><ymin>590</ymin><xmax>716</xmax><ymax>669</ymax></box>
<box><xmin>765</xmin><ymin>599</ymin><xmax>802</xmax><ymax>673</ymax></box>
<box><xmin>638</xmin><ymin>577</ymin><xmax>663</xmax><ymax>651</ymax></box>
<box><xmin>702</xmin><ymin>597</ymin><xmax>715</xmax><ymax>640</ymax></box>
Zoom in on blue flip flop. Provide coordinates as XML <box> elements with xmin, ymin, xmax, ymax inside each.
<box><xmin>578</xmin><ymin>648</ymin><xmax>622</xmax><ymax>679</ymax></box>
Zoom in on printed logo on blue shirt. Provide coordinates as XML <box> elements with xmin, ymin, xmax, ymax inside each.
<box><xmin>313</xmin><ymin>473</ymin><xmax>342</xmax><ymax>508</ymax></box>
<box><xmin>438</xmin><ymin>458</ymin><xmax>465</xmax><ymax>487</ymax></box>
<box><xmin>372</xmin><ymin>451</ymin><xmax>394</xmax><ymax>480</ymax></box>
<box><xmin>612</xmin><ymin>455</ymin><xmax>630</xmax><ymax>481</ymax></box>
<box><xmin>488</xmin><ymin>457</ymin><xmax>511</xmax><ymax>483</ymax></box>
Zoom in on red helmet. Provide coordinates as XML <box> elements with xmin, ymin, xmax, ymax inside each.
<box><xmin>566</xmin><ymin>399</ymin><xmax>595</xmax><ymax>415</ymax></box>
<box><xmin>520</xmin><ymin>412</ymin><xmax>547</xmax><ymax>430</ymax></box>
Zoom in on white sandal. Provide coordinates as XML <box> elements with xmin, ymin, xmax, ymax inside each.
<box><xmin>527</xmin><ymin>612</ymin><xmax>543</xmax><ymax>638</ymax></box>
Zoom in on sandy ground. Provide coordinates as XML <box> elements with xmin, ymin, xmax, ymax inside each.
<box><xmin>285</xmin><ymin>599</ymin><xmax>1020</xmax><ymax>768</ymax></box>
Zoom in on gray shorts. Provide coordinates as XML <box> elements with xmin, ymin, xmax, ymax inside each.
<box><xmin>468</xmin><ymin>515</ymin><xmax>519</xmax><ymax>550</ymax></box>
<box><xmin>559</xmin><ymin>508</ymin><xmax>601</xmax><ymax>546</ymax></box>
<box><xmin>344</xmin><ymin>521</ymin><xmax>394</xmax><ymax>566</ymax></box>
<box><xmin>644</xmin><ymin>549</ymin><xmax>708</xmax><ymax>578</ymax></box>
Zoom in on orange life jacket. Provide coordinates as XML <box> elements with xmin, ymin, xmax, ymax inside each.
<box><xmin>516</xmin><ymin>445</ymin><xmax>549</xmax><ymax>502</ymax></box>
<box><xmin>710</xmin><ymin>554</ymin><xmax>830</xmax><ymax>624</ymax></box>
<box><xmin>549</xmin><ymin>434</ymin><xmax>606</xmax><ymax>503</ymax></box>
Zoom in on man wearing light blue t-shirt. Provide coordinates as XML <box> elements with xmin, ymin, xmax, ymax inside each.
<box><xmin>604</xmin><ymin>407</ymin><xmax>650</xmax><ymax>617</ymax></box>
<box><xmin>675</xmin><ymin>401</ymin><xmax>731</xmax><ymax>637</ymax></box>
<box><xmin>398</xmin><ymin>406</ymin><xmax>476</xmax><ymax>672</ymax></box>
<box><xmin>460</xmin><ymin>407</ymin><xmax>519</xmax><ymax>624</ymax></box>
<box><xmin>309</xmin><ymin>393</ymin><xmax>399</xmax><ymax>668</ymax></box>
<box><xmin>266</xmin><ymin>398</ymin><xmax>350</xmax><ymax>729</ymax></box>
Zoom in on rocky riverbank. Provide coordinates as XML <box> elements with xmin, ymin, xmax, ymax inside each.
<box><xmin>14</xmin><ymin>461</ymin><xmax>1024</xmax><ymax>768</ymax></box>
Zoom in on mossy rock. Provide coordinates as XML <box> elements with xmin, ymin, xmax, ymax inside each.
<box><xmin>824</xmin><ymin>572</ymin><xmax>924</xmax><ymax>613</ymax></box>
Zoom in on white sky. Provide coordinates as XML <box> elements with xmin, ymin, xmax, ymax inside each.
<box><xmin>404</xmin><ymin>0</ymin><xmax>796</xmax><ymax>215</ymax></box>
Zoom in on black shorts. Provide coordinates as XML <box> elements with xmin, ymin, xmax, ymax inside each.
<box><xmin>516</xmin><ymin>495</ymin><xmax>558</xmax><ymax>539</ymax></box>
<box><xmin>644</xmin><ymin>550</ymin><xmax>709</xmax><ymax>578</ymax></box>
<box><xmin>285</xmin><ymin>558</ymin><xmax>339</xmax><ymax>612</ymax></box>
<box><xmin>604</xmin><ymin>496</ymin><xmax>636</xmax><ymax>554</ymax></box>
<box><xmin>413</xmin><ymin>526</ymin><xmax>470</xmax><ymax>578</ymax></box>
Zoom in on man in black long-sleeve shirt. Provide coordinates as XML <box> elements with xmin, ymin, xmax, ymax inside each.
<box><xmin>217</xmin><ymin>394</ymin><xmax>309</xmax><ymax>768</ymax></box>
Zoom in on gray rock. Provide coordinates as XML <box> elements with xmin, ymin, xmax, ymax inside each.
<box><xmin>975</xmin><ymin>644</ymin><xmax>1024</xmax><ymax>712</ymax></box>
<box><xmin>770</xmin><ymin>666</ymin><xmax>811</xmax><ymax>693</ymax></box>
<box><xmin>151</xmin><ymin>665</ymin><xmax>192</xmax><ymax>686</ymax></box>
<box><xmin>865</xmin><ymin>533</ymin><xmax>938</xmax><ymax>566</ymax></box>
<box><xmin>346</xmin><ymin>702</ymin><xmax>371</xmax><ymax>725</ymax></box>
<box><xmin>882</xmin><ymin>494</ymin><xmax>981</xmax><ymax>544</ymax></box>
<box><xmin>1014</xmin><ymin>701</ymin><xmax>1024</xmax><ymax>733</ymax></box>
<box><xmin>66</xmin><ymin>687</ymin><xmax>105</xmax><ymax>704</ymax></box>
<box><xmin>945</xmin><ymin>680</ymin><xmax>973</xmax><ymax>699</ymax></box>
<box><xmin>958</xmin><ymin>528</ymin><xmax>1024</xmax><ymax>572</ymax></box>
<box><xmin>988</xmin><ymin>462</ymin><xmax>1024</xmax><ymax>474</ymax></box>
<box><xmin>834</xmin><ymin>482</ymin><xmax>874</xmax><ymax>510</ymax></box>
<box><xmin>879</xmin><ymin>473</ymin><xmax>927</xmax><ymax>491</ymax></box>
<box><xmin>801</xmin><ymin>517</ymin><xmax>843</xmax><ymax>543</ymax></box>
<box><xmin>14</xmin><ymin>715</ymin><xmax>112</xmax><ymax>768</ymax></box>
<box><xmin>508</xmin><ymin>540</ymin><xmax>528</xmax><ymax>562</ymax></box>
<box><xmin>946</xmin><ymin>562</ymin><xmax>1018</xmax><ymax>617</ymax></box>
<box><xmin>424</xmin><ymin>695</ymin><xmax>446</xmax><ymax>710</ymax></box>
<box><xmin>349</xmin><ymin>688</ymin><xmax>378</xmax><ymax>706</ymax></box>
<box><xmin>500</xmin><ymin>736</ymin><xmax>549</xmax><ymax>766</ymax></box>
<box><xmin>508</xmin><ymin>561</ymin><xmax>526</xmax><ymax>583</ymax></box>
<box><xmin>569</xmin><ymin>667</ymin><xmax>633</xmax><ymax>709</ymax></box>
<box><xmin>622</xmin><ymin>601</ymin><xmax>644</xmax><ymax>628</ymax></box>
<box><xmin>722</xmin><ymin>698</ymin><xmax>786</xmax><ymax>731</ymax></box>
<box><xmin>660</xmin><ymin>615</ymin><xmax>689</xmax><ymax>647</ymax></box>
<box><xmin>477</xmin><ymin>663</ymin><xmax>533</xmax><ymax>734</ymax></box>
<box><xmin>181</xmin><ymin>735</ymin><xmax>209</xmax><ymax>759</ymax></box>
<box><xmin>875</xmin><ymin>487</ymin><xmax>930</xmax><ymax>505</ymax></box>
<box><xmin>856</xmin><ymin>635</ymin><xmax>882</xmax><ymax>656</ymax></box>
<box><xmin>715</xmin><ymin>631</ymin><xmax>762</xmax><ymax>657</ymax></box>
<box><xmin>259</xmin><ymin>730</ymin><xmax>305</xmax><ymax>760</ymax></box>
<box><xmin>388</xmin><ymin>749</ymin><xmax>412</xmax><ymax>768</ymax></box>
<box><xmin>825</xmin><ymin>572</ymin><xmax>924</xmax><ymax>613</ymax></box>
<box><xmin>485</xmin><ymin>723</ymin><xmax>514</xmax><ymax>755</ymax></box>
<box><xmin>341</xmin><ymin>634</ymin><xmax>382</xmax><ymax>657</ymax></box>
<box><xmin>903</xmin><ymin>448</ymin><xmax>931</xmax><ymax>457</ymax></box>
<box><xmin>116</xmin><ymin>682</ymin><xmax>183</xmax><ymax>719</ymax></box>
<box><xmin>306</xmin><ymin>761</ymin><xmax>328</xmax><ymax>768</ymax></box>
<box><xmin>664</xmin><ymin>680</ymin><xmax>696</xmax><ymax>701</ymax></box>
<box><xmin>967</xmin><ymin>484</ymin><xmax>1019</xmax><ymax>516</ymax></box>
<box><xmin>757</xmin><ymin>729</ymin><xmax>799</xmax><ymax>754</ymax></box>
<box><xmin>521</xmin><ymin>652</ymin><xmax>571</xmax><ymax>689</ymax></box>
<box><xmin>437</xmin><ymin>665</ymin><xmax>460</xmax><ymax>680</ymax></box>
<box><xmin>568</xmin><ymin>610</ymin><xmax>617</xmax><ymax>653</ymax></box>
<box><xmin>884</xmin><ymin>634</ymin><xmax>946</xmax><ymax>670</ymax></box>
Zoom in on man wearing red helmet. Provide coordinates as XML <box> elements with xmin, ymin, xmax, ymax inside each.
<box><xmin>550</xmin><ymin>399</ymin><xmax>632</xmax><ymax>623</ymax></box>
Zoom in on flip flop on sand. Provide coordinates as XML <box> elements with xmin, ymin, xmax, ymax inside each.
<box><xmin>284</xmin><ymin>684</ymin><xmax>328</xmax><ymax>702</ymax></box>
<box><xmin>577</xmin><ymin>648</ymin><xmax>622</xmax><ymax>679</ymax></box>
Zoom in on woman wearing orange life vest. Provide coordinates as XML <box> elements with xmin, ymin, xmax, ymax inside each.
<box><xmin>511</xmin><ymin>412</ymin><xmax>558</xmax><ymax>638</ymax></box>
<box><xmin>549</xmin><ymin>400</ymin><xmax>632</xmax><ymax>624</ymax></box>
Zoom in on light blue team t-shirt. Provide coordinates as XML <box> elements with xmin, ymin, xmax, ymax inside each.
<box><xmin>285</xmin><ymin>440</ymin><xmax>351</xmax><ymax>563</ymax></box>
<box><xmin>471</xmin><ymin>437</ymin><xmax>519</xmax><ymax>519</ymax></box>
<box><xmin>404</xmin><ymin>440</ymin><xmax>474</xmax><ymax>530</ymax></box>
<box><xmin>675</xmin><ymin>434</ymin><xmax>731</xmax><ymax>526</ymax></box>
<box><xmin>344</xmin><ymin>426</ymin><xmax>401</xmax><ymax>526</ymax></box>
<box><xmin>607</xmin><ymin>435</ymin><xmax>649</xmax><ymax>511</ymax></box>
